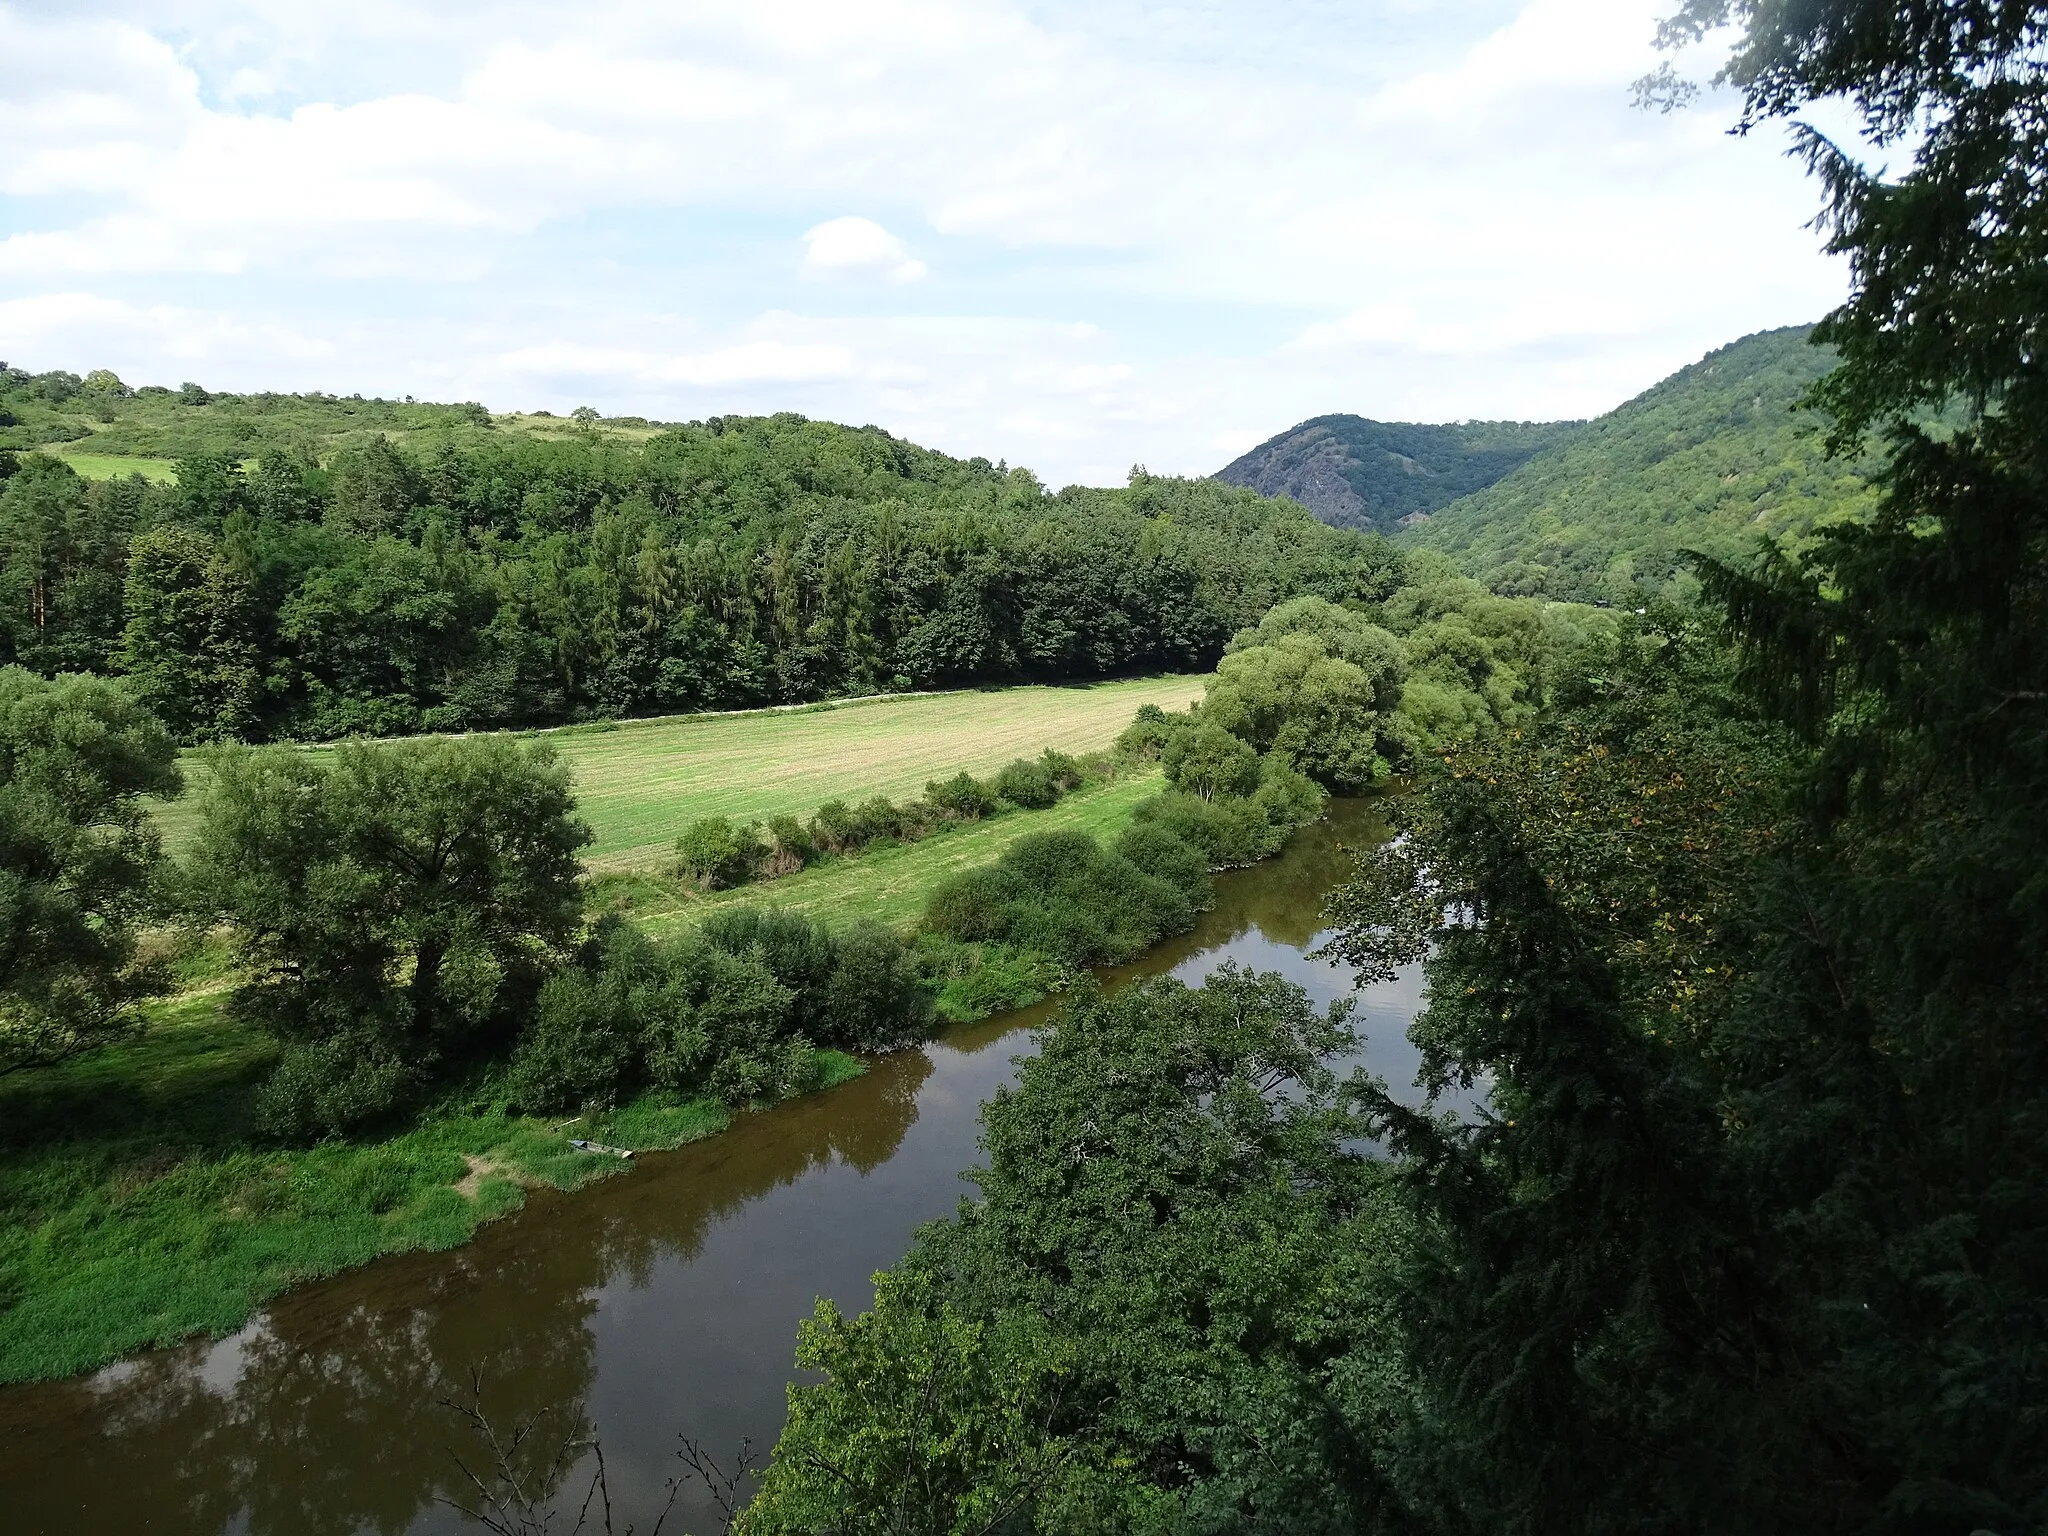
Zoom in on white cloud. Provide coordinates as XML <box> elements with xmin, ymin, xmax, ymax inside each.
<box><xmin>0</xmin><ymin>0</ymin><xmax>1847</xmax><ymax>484</ymax></box>
<box><xmin>800</xmin><ymin>217</ymin><xmax>927</xmax><ymax>284</ymax></box>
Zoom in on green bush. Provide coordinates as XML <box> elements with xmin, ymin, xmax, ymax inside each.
<box><xmin>925</xmin><ymin>866</ymin><xmax>1027</xmax><ymax>943</ymax></box>
<box><xmin>762</xmin><ymin>813</ymin><xmax>816</xmax><ymax>877</ymax></box>
<box><xmin>994</xmin><ymin>757</ymin><xmax>1060</xmax><ymax>809</ymax></box>
<box><xmin>255</xmin><ymin>1026</ymin><xmax>425</xmax><ymax>1140</ymax></box>
<box><xmin>824</xmin><ymin>922</ymin><xmax>935</xmax><ymax>1050</ymax></box>
<box><xmin>1113</xmin><ymin>822</ymin><xmax>1214</xmax><ymax>909</ymax></box>
<box><xmin>1115</xmin><ymin>702</ymin><xmax>1183</xmax><ymax>759</ymax></box>
<box><xmin>509</xmin><ymin>910</ymin><xmax>933</xmax><ymax>1110</ymax></box>
<box><xmin>1132</xmin><ymin>790</ymin><xmax>1292</xmax><ymax>867</ymax></box>
<box><xmin>853</xmin><ymin>796</ymin><xmax>905</xmax><ymax>842</ymax></box>
<box><xmin>924</xmin><ymin>771</ymin><xmax>998</xmax><ymax>821</ymax></box>
<box><xmin>505</xmin><ymin>963</ymin><xmax>640</xmax><ymax>1113</ymax></box>
<box><xmin>809</xmin><ymin>798</ymin><xmax>863</xmax><ymax>853</ymax></box>
<box><xmin>673</xmin><ymin>816</ymin><xmax>763</xmax><ymax>889</ymax></box>
<box><xmin>702</xmin><ymin>906</ymin><xmax>837</xmax><ymax>1018</ymax></box>
<box><xmin>921</xmin><ymin>830</ymin><xmax>1191</xmax><ymax>969</ymax></box>
<box><xmin>1039</xmin><ymin>747</ymin><xmax>1085</xmax><ymax>791</ymax></box>
<box><xmin>1161</xmin><ymin>721</ymin><xmax>1263</xmax><ymax>800</ymax></box>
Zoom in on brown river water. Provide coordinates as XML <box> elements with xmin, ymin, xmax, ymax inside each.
<box><xmin>0</xmin><ymin>799</ymin><xmax>1437</xmax><ymax>1535</ymax></box>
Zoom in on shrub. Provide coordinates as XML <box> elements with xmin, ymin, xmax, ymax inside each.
<box><xmin>1116</xmin><ymin>703</ymin><xmax>1184</xmax><ymax>760</ymax></box>
<box><xmin>810</xmin><ymin>798</ymin><xmax>863</xmax><ymax>853</ymax></box>
<box><xmin>763</xmin><ymin>814</ymin><xmax>816</xmax><ymax>878</ymax></box>
<box><xmin>506</xmin><ymin>964</ymin><xmax>641</xmax><ymax>1113</ymax></box>
<box><xmin>923</xmin><ymin>830</ymin><xmax>1194</xmax><ymax>969</ymax></box>
<box><xmin>1250</xmin><ymin>755</ymin><xmax>1327</xmax><ymax>829</ymax></box>
<box><xmin>702</xmin><ymin>906</ymin><xmax>838</xmax><ymax>1021</ymax></box>
<box><xmin>1161</xmin><ymin>722</ymin><xmax>1262</xmax><ymax>801</ymax></box>
<box><xmin>925</xmin><ymin>866</ymin><xmax>1027</xmax><ymax>942</ymax></box>
<box><xmin>895</xmin><ymin>797</ymin><xmax>940</xmax><ymax>840</ymax></box>
<box><xmin>1114</xmin><ymin>822</ymin><xmax>1214</xmax><ymax>909</ymax></box>
<box><xmin>854</xmin><ymin>796</ymin><xmax>905</xmax><ymax>842</ymax></box>
<box><xmin>994</xmin><ymin>757</ymin><xmax>1060</xmax><ymax>809</ymax></box>
<box><xmin>825</xmin><ymin>921</ymin><xmax>935</xmax><ymax>1050</ymax></box>
<box><xmin>924</xmin><ymin>771</ymin><xmax>998</xmax><ymax>821</ymax></box>
<box><xmin>997</xmin><ymin>829</ymin><xmax>1098</xmax><ymax>889</ymax></box>
<box><xmin>640</xmin><ymin>938</ymin><xmax>796</xmax><ymax>1100</ymax></box>
<box><xmin>1132</xmin><ymin>790</ymin><xmax>1290</xmax><ymax>867</ymax></box>
<box><xmin>256</xmin><ymin>1027</ymin><xmax>424</xmax><ymax>1140</ymax></box>
<box><xmin>674</xmin><ymin>816</ymin><xmax>763</xmax><ymax>889</ymax></box>
<box><xmin>1040</xmin><ymin>748</ymin><xmax>1085</xmax><ymax>791</ymax></box>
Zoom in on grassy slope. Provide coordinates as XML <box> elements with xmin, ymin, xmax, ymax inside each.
<box><xmin>1</xmin><ymin>373</ymin><xmax>691</xmax><ymax>480</ymax></box>
<box><xmin>150</xmin><ymin>675</ymin><xmax>1205</xmax><ymax>867</ymax></box>
<box><xmin>604</xmin><ymin>771</ymin><xmax>1164</xmax><ymax>934</ymax></box>
<box><xmin>1402</xmin><ymin>326</ymin><xmax>1880</xmax><ymax>600</ymax></box>
<box><xmin>5</xmin><ymin>679</ymin><xmax>1193</xmax><ymax>1384</ymax></box>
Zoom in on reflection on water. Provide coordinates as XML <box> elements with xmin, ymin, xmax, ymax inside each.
<box><xmin>0</xmin><ymin>800</ymin><xmax>1430</xmax><ymax>1536</ymax></box>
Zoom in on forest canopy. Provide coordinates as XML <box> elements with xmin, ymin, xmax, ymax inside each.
<box><xmin>0</xmin><ymin>386</ymin><xmax>1401</xmax><ymax>741</ymax></box>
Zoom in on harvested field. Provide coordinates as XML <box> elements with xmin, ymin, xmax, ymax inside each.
<box><xmin>151</xmin><ymin>675</ymin><xmax>1205</xmax><ymax>870</ymax></box>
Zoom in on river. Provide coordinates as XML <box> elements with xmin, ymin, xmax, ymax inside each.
<box><xmin>0</xmin><ymin>798</ymin><xmax>1431</xmax><ymax>1535</ymax></box>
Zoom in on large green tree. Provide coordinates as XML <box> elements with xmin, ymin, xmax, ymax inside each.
<box><xmin>0</xmin><ymin>667</ymin><xmax>180</xmax><ymax>1076</ymax></box>
<box><xmin>187</xmin><ymin>733</ymin><xmax>591</xmax><ymax>1136</ymax></box>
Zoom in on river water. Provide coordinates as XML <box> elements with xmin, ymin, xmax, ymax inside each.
<box><xmin>0</xmin><ymin>799</ymin><xmax>1431</xmax><ymax>1536</ymax></box>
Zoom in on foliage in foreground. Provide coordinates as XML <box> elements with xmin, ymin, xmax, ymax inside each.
<box><xmin>742</xmin><ymin>967</ymin><xmax>1396</xmax><ymax>1536</ymax></box>
<box><xmin>0</xmin><ymin>666</ymin><xmax>181</xmax><ymax>1076</ymax></box>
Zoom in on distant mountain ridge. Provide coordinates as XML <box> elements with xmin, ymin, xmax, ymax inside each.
<box><xmin>1401</xmin><ymin>326</ymin><xmax>1877</xmax><ymax>601</ymax></box>
<box><xmin>1214</xmin><ymin>415</ymin><xmax>1580</xmax><ymax>536</ymax></box>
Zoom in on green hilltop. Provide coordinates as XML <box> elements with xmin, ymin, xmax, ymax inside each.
<box><xmin>1400</xmin><ymin>326</ymin><xmax>1880</xmax><ymax>600</ymax></box>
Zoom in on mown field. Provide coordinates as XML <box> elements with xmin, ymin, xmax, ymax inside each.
<box><xmin>150</xmin><ymin>675</ymin><xmax>1205</xmax><ymax>868</ymax></box>
<box><xmin>44</xmin><ymin>448</ymin><xmax>182</xmax><ymax>482</ymax></box>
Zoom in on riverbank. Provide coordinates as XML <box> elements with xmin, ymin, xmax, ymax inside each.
<box><xmin>0</xmin><ymin>977</ymin><xmax>868</xmax><ymax>1384</ymax></box>
<box><xmin>0</xmin><ymin>768</ymin><xmax>1172</xmax><ymax>1386</ymax></box>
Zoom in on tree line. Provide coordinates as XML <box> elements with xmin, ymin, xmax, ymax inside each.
<box><xmin>0</xmin><ymin>416</ymin><xmax>1400</xmax><ymax>741</ymax></box>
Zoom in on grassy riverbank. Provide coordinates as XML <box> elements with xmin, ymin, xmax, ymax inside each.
<box><xmin>0</xmin><ymin>982</ymin><xmax>864</xmax><ymax>1385</ymax></box>
<box><xmin>0</xmin><ymin>676</ymin><xmax>1204</xmax><ymax>1386</ymax></box>
<box><xmin>0</xmin><ymin>757</ymin><xmax>1171</xmax><ymax>1386</ymax></box>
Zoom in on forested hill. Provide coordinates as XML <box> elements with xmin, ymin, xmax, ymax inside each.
<box><xmin>1214</xmin><ymin>415</ymin><xmax>1578</xmax><ymax>535</ymax></box>
<box><xmin>1402</xmin><ymin>325</ymin><xmax>1880</xmax><ymax>600</ymax></box>
<box><xmin>0</xmin><ymin>366</ymin><xmax>1399</xmax><ymax>743</ymax></box>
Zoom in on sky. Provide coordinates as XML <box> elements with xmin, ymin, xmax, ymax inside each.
<box><xmin>0</xmin><ymin>0</ymin><xmax>1845</xmax><ymax>487</ymax></box>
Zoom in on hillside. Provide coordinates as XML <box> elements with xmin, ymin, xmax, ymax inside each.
<box><xmin>0</xmin><ymin>368</ymin><xmax>1397</xmax><ymax>744</ymax></box>
<box><xmin>0</xmin><ymin>364</ymin><xmax>662</xmax><ymax>476</ymax></box>
<box><xmin>1215</xmin><ymin>415</ymin><xmax>1579</xmax><ymax>535</ymax></box>
<box><xmin>1403</xmin><ymin>326</ymin><xmax>1880</xmax><ymax>600</ymax></box>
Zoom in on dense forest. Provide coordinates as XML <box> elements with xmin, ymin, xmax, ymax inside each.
<box><xmin>1216</xmin><ymin>415</ymin><xmax>1576</xmax><ymax>535</ymax></box>
<box><xmin>0</xmin><ymin>383</ymin><xmax>1397</xmax><ymax>741</ymax></box>
<box><xmin>1397</xmin><ymin>326</ymin><xmax>1880</xmax><ymax>600</ymax></box>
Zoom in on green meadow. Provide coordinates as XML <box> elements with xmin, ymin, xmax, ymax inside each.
<box><xmin>149</xmin><ymin>674</ymin><xmax>1205</xmax><ymax>867</ymax></box>
<box><xmin>608</xmin><ymin>770</ymin><xmax>1164</xmax><ymax>933</ymax></box>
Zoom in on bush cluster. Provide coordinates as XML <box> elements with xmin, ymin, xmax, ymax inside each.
<box><xmin>1118</xmin><ymin>703</ymin><xmax>1329</xmax><ymax>866</ymax></box>
<box><xmin>671</xmin><ymin>749</ymin><xmax>1104</xmax><ymax>891</ymax></box>
<box><xmin>923</xmin><ymin>823</ymin><xmax>1212</xmax><ymax>970</ymax></box>
<box><xmin>508</xmin><ymin>910</ymin><xmax>930</xmax><ymax>1114</ymax></box>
